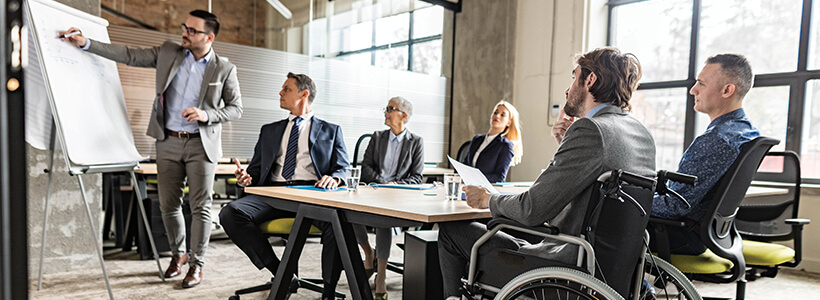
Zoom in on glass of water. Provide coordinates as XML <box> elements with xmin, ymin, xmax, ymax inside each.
<box><xmin>444</xmin><ymin>173</ymin><xmax>462</xmax><ymax>200</ymax></box>
<box><xmin>345</xmin><ymin>166</ymin><xmax>361</xmax><ymax>192</ymax></box>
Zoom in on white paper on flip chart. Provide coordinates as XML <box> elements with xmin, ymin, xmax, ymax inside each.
<box><xmin>447</xmin><ymin>156</ymin><xmax>500</xmax><ymax>194</ymax></box>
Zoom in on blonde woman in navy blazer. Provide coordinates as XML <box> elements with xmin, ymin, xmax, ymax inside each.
<box><xmin>461</xmin><ymin>101</ymin><xmax>523</xmax><ymax>182</ymax></box>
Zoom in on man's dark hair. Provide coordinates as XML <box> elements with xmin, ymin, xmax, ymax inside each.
<box><xmin>705</xmin><ymin>53</ymin><xmax>754</xmax><ymax>99</ymax></box>
<box><xmin>190</xmin><ymin>10</ymin><xmax>220</xmax><ymax>36</ymax></box>
<box><xmin>287</xmin><ymin>72</ymin><xmax>317</xmax><ymax>103</ymax></box>
<box><xmin>575</xmin><ymin>47</ymin><xmax>642</xmax><ymax>111</ymax></box>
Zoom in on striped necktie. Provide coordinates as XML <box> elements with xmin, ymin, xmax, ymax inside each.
<box><xmin>281</xmin><ymin>116</ymin><xmax>303</xmax><ymax>180</ymax></box>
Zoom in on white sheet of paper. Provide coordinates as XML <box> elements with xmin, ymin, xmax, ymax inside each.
<box><xmin>448</xmin><ymin>155</ymin><xmax>500</xmax><ymax>194</ymax></box>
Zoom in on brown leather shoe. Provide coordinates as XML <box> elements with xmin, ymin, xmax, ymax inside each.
<box><xmin>181</xmin><ymin>265</ymin><xmax>203</xmax><ymax>288</ymax></box>
<box><xmin>164</xmin><ymin>253</ymin><xmax>188</xmax><ymax>278</ymax></box>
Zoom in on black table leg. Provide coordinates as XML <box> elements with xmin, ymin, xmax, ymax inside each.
<box><xmin>329</xmin><ymin>209</ymin><xmax>372</xmax><ymax>300</ymax></box>
<box><xmin>269</xmin><ymin>209</ymin><xmax>313</xmax><ymax>300</ymax></box>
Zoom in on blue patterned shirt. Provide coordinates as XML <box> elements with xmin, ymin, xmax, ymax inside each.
<box><xmin>164</xmin><ymin>50</ymin><xmax>213</xmax><ymax>133</ymax></box>
<box><xmin>651</xmin><ymin>108</ymin><xmax>760</xmax><ymax>220</ymax></box>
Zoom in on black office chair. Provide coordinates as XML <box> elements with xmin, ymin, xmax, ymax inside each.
<box><xmin>650</xmin><ymin>136</ymin><xmax>779</xmax><ymax>300</ymax></box>
<box><xmin>352</xmin><ymin>133</ymin><xmax>372</xmax><ymax>167</ymax></box>
<box><xmin>230</xmin><ymin>219</ymin><xmax>345</xmax><ymax>299</ymax></box>
<box><xmin>736</xmin><ymin>151</ymin><xmax>810</xmax><ymax>280</ymax></box>
<box><xmin>455</xmin><ymin>140</ymin><xmax>471</xmax><ymax>164</ymax></box>
<box><xmin>351</xmin><ymin>132</ymin><xmax>404</xmax><ymax>275</ymax></box>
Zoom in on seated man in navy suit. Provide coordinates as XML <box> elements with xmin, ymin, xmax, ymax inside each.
<box><xmin>220</xmin><ymin>72</ymin><xmax>349</xmax><ymax>299</ymax></box>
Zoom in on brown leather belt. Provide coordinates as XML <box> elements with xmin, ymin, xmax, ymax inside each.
<box><xmin>167</xmin><ymin>130</ymin><xmax>200</xmax><ymax>138</ymax></box>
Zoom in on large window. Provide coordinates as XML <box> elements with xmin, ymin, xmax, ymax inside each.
<box><xmin>609</xmin><ymin>0</ymin><xmax>820</xmax><ymax>182</ymax></box>
<box><xmin>318</xmin><ymin>0</ymin><xmax>444</xmax><ymax>76</ymax></box>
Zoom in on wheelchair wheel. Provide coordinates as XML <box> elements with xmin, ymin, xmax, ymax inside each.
<box><xmin>494</xmin><ymin>267</ymin><xmax>624</xmax><ymax>300</ymax></box>
<box><xmin>642</xmin><ymin>254</ymin><xmax>702</xmax><ymax>300</ymax></box>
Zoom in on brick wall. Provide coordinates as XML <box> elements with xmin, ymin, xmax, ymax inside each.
<box><xmin>100</xmin><ymin>0</ymin><xmax>272</xmax><ymax>47</ymax></box>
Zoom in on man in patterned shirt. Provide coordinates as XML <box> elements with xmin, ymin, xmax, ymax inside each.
<box><xmin>650</xmin><ymin>53</ymin><xmax>760</xmax><ymax>255</ymax></box>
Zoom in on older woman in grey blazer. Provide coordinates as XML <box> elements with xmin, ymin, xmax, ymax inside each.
<box><xmin>355</xmin><ymin>96</ymin><xmax>424</xmax><ymax>299</ymax></box>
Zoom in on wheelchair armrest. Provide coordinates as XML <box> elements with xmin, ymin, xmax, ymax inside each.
<box><xmin>487</xmin><ymin>217</ymin><xmax>560</xmax><ymax>235</ymax></box>
<box><xmin>785</xmin><ymin>218</ymin><xmax>811</xmax><ymax>225</ymax></box>
<box><xmin>648</xmin><ymin>217</ymin><xmax>686</xmax><ymax>228</ymax></box>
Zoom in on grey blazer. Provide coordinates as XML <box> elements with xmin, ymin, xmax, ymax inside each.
<box><xmin>360</xmin><ymin>129</ymin><xmax>425</xmax><ymax>184</ymax></box>
<box><xmin>87</xmin><ymin>40</ymin><xmax>243</xmax><ymax>162</ymax></box>
<box><xmin>488</xmin><ymin>105</ymin><xmax>655</xmax><ymax>259</ymax></box>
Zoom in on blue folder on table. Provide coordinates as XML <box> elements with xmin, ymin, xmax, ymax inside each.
<box><xmin>287</xmin><ymin>185</ymin><xmax>348</xmax><ymax>192</ymax></box>
<box><xmin>370</xmin><ymin>183</ymin><xmax>436</xmax><ymax>190</ymax></box>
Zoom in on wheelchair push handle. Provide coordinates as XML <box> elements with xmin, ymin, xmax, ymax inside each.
<box><xmin>658</xmin><ymin>170</ymin><xmax>697</xmax><ymax>186</ymax></box>
<box><xmin>617</xmin><ymin>170</ymin><xmax>657</xmax><ymax>190</ymax></box>
<box><xmin>655</xmin><ymin>170</ymin><xmax>697</xmax><ymax>209</ymax></box>
<box><xmin>597</xmin><ymin>170</ymin><xmax>656</xmax><ymax>217</ymax></box>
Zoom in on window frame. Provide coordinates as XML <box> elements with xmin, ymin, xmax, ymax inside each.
<box><xmin>607</xmin><ymin>0</ymin><xmax>820</xmax><ymax>183</ymax></box>
<box><xmin>334</xmin><ymin>7</ymin><xmax>444</xmax><ymax>74</ymax></box>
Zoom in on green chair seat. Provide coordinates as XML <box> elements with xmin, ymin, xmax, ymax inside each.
<box><xmin>259</xmin><ymin>218</ymin><xmax>321</xmax><ymax>235</ymax></box>
<box><xmin>743</xmin><ymin>240</ymin><xmax>795</xmax><ymax>266</ymax></box>
<box><xmin>146</xmin><ymin>179</ymin><xmax>158</xmax><ymax>185</ymax></box>
<box><xmin>660</xmin><ymin>249</ymin><xmax>734</xmax><ymax>274</ymax></box>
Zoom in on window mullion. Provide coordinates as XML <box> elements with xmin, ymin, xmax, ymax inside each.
<box><xmin>684</xmin><ymin>0</ymin><xmax>702</xmax><ymax>149</ymax></box>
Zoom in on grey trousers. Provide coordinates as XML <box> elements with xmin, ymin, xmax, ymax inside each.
<box><xmin>156</xmin><ymin>136</ymin><xmax>216</xmax><ymax>267</ymax></box>
<box><xmin>352</xmin><ymin>225</ymin><xmax>392</xmax><ymax>259</ymax></box>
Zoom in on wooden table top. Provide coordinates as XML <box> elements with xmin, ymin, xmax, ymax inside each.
<box><xmin>134</xmin><ymin>163</ymin><xmax>245</xmax><ymax>175</ymax></box>
<box><xmin>244</xmin><ymin>185</ymin><xmax>528</xmax><ymax>223</ymax></box>
<box><xmin>134</xmin><ymin>163</ymin><xmax>453</xmax><ymax>176</ymax></box>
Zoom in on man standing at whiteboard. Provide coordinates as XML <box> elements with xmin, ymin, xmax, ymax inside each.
<box><xmin>61</xmin><ymin>10</ymin><xmax>242</xmax><ymax>288</ymax></box>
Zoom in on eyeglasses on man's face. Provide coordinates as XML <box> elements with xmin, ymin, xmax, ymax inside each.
<box><xmin>181</xmin><ymin>24</ymin><xmax>209</xmax><ymax>36</ymax></box>
<box><xmin>383</xmin><ymin>106</ymin><xmax>404</xmax><ymax>114</ymax></box>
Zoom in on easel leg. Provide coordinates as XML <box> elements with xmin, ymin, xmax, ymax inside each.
<box><xmin>129</xmin><ymin>171</ymin><xmax>165</xmax><ymax>281</ymax></box>
<box><xmin>36</xmin><ymin>140</ymin><xmax>56</xmax><ymax>291</ymax></box>
<box><xmin>77</xmin><ymin>175</ymin><xmax>115</xmax><ymax>300</ymax></box>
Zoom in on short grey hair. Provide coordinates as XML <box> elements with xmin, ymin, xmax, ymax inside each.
<box><xmin>705</xmin><ymin>54</ymin><xmax>754</xmax><ymax>99</ymax></box>
<box><xmin>287</xmin><ymin>72</ymin><xmax>317</xmax><ymax>103</ymax></box>
<box><xmin>390</xmin><ymin>96</ymin><xmax>413</xmax><ymax>123</ymax></box>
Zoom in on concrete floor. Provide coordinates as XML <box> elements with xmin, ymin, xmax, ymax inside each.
<box><xmin>29</xmin><ymin>232</ymin><xmax>820</xmax><ymax>299</ymax></box>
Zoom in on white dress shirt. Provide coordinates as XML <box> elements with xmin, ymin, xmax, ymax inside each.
<box><xmin>271</xmin><ymin>112</ymin><xmax>318</xmax><ymax>182</ymax></box>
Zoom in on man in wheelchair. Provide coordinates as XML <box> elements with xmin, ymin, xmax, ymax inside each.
<box><xmin>649</xmin><ymin>53</ymin><xmax>759</xmax><ymax>256</ymax></box>
<box><xmin>438</xmin><ymin>47</ymin><xmax>657</xmax><ymax>299</ymax></box>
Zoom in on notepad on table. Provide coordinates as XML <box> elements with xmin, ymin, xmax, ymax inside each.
<box><xmin>369</xmin><ymin>183</ymin><xmax>436</xmax><ymax>190</ymax></box>
<box><xmin>287</xmin><ymin>185</ymin><xmax>348</xmax><ymax>192</ymax></box>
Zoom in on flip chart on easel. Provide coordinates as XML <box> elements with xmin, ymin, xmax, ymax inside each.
<box><xmin>25</xmin><ymin>0</ymin><xmax>142</xmax><ymax>166</ymax></box>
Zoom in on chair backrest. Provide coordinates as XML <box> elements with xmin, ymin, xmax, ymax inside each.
<box><xmin>583</xmin><ymin>175</ymin><xmax>655</xmax><ymax>299</ymax></box>
<box><xmin>696</xmin><ymin>136</ymin><xmax>779</xmax><ymax>282</ymax></box>
<box><xmin>455</xmin><ymin>140</ymin><xmax>471</xmax><ymax>163</ymax></box>
<box><xmin>736</xmin><ymin>151</ymin><xmax>801</xmax><ymax>241</ymax></box>
<box><xmin>352</xmin><ymin>133</ymin><xmax>372</xmax><ymax>167</ymax></box>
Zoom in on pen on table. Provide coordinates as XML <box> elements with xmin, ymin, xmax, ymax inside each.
<box><xmin>59</xmin><ymin>31</ymin><xmax>81</xmax><ymax>39</ymax></box>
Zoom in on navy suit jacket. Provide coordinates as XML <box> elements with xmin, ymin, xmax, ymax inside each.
<box><xmin>461</xmin><ymin>134</ymin><xmax>514</xmax><ymax>183</ymax></box>
<box><xmin>245</xmin><ymin>116</ymin><xmax>350</xmax><ymax>186</ymax></box>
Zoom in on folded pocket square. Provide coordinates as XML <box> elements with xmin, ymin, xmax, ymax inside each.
<box><xmin>208</xmin><ymin>82</ymin><xmax>221</xmax><ymax>86</ymax></box>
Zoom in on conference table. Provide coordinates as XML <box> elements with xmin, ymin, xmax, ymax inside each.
<box><xmin>243</xmin><ymin>184</ymin><xmax>527</xmax><ymax>300</ymax></box>
<box><xmin>114</xmin><ymin>163</ymin><xmax>453</xmax><ymax>259</ymax></box>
